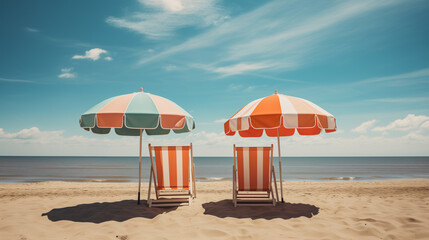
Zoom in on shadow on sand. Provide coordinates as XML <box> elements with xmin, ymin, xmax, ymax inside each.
<box><xmin>202</xmin><ymin>200</ymin><xmax>319</xmax><ymax>220</ymax></box>
<box><xmin>42</xmin><ymin>200</ymin><xmax>176</xmax><ymax>223</ymax></box>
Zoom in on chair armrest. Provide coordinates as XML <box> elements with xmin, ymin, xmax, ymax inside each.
<box><xmin>233</xmin><ymin>165</ymin><xmax>237</xmax><ymax>190</ymax></box>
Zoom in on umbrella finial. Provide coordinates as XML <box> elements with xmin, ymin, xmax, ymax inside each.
<box><xmin>275</xmin><ymin>90</ymin><xmax>278</xmax><ymax>94</ymax></box>
<box><xmin>140</xmin><ymin>88</ymin><xmax>143</xmax><ymax>92</ymax></box>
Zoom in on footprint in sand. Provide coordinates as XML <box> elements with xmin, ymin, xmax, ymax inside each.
<box><xmin>116</xmin><ymin>235</ymin><xmax>129</xmax><ymax>240</ymax></box>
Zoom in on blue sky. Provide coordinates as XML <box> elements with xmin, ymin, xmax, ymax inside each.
<box><xmin>1</xmin><ymin>0</ymin><xmax>429</xmax><ymax>156</ymax></box>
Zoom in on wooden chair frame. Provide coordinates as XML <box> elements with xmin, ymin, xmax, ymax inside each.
<box><xmin>232</xmin><ymin>144</ymin><xmax>279</xmax><ymax>207</ymax></box>
<box><xmin>147</xmin><ymin>143</ymin><xmax>196</xmax><ymax>207</ymax></box>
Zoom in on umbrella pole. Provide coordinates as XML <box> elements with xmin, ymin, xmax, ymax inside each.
<box><xmin>277</xmin><ymin>128</ymin><xmax>284</xmax><ymax>203</ymax></box>
<box><xmin>137</xmin><ymin>129</ymin><xmax>142</xmax><ymax>205</ymax></box>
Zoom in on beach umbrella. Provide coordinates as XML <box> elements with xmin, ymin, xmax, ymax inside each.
<box><xmin>224</xmin><ymin>90</ymin><xmax>336</xmax><ymax>202</ymax></box>
<box><xmin>79</xmin><ymin>88</ymin><xmax>195</xmax><ymax>204</ymax></box>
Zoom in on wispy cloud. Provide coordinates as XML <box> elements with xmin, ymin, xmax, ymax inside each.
<box><xmin>213</xmin><ymin>62</ymin><xmax>271</xmax><ymax>76</ymax></box>
<box><xmin>106</xmin><ymin>0</ymin><xmax>228</xmax><ymax>39</ymax></box>
<box><xmin>357</xmin><ymin>68</ymin><xmax>429</xmax><ymax>85</ymax></box>
<box><xmin>369</xmin><ymin>96</ymin><xmax>429</xmax><ymax>103</ymax></box>
<box><xmin>58</xmin><ymin>68</ymin><xmax>76</xmax><ymax>79</ymax></box>
<box><xmin>72</xmin><ymin>48</ymin><xmax>110</xmax><ymax>61</ymax></box>
<box><xmin>227</xmin><ymin>83</ymin><xmax>255</xmax><ymax>92</ymax></box>
<box><xmin>164</xmin><ymin>65</ymin><xmax>178</xmax><ymax>71</ymax></box>
<box><xmin>222</xmin><ymin>1</ymin><xmax>399</xmax><ymax>62</ymax></box>
<box><xmin>25</xmin><ymin>27</ymin><xmax>39</xmax><ymax>33</ymax></box>
<box><xmin>190</xmin><ymin>61</ymin><xmax>294</xmax><ymax>78</ymax></box>
<box><xmin>137</xmin><ymin>0</ymin><xmax>403</xmax><ymax>77</ymax></box>
<box><xmin>245</xmin><ymin>73</ymin><xmax>301</xmax><ymax>83</ymax></box>
<box><xmin>0</xmin><ymin>77</ymin><xmax>33</xmax><ymax>83</ymax></box>
<box><xmin>213</xmin><ymin>118</ymin><xmax>228</xmax><ymax>123</ymax></box>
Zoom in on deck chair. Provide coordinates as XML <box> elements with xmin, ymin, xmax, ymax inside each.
<box><xmin>233</xmin><ymin>144</ymin><xmax>279</xmax><ymax>207</ymax></box>
<box><xmin>147</xmin><ymin>144</ymin><xmax>196</xmax><ymax>207</ymax></box>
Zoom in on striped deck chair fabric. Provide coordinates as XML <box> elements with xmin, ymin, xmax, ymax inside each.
<box><xmin>148</xmin><ymin>144</ymin><xmax>196</xmax><ymax>207</ymax></box>
<box><xmin>153</xmin><ymin>146</ymin><xmax>190</xmax><ymax>190</ymax></box>
<box><xmin>236</xmin><ymin>147</ymin><xmax>271</xmax><ymax>191</ymax></box>
<box><xmin>233</xmin><ymin>145</ymin><xmax>278</xmax><ymax>206</ymax></box>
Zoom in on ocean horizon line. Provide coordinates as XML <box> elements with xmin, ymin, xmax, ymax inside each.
<box><xmin>1</xmin><ymin>156</ymin><xmax>428</xmax><ymax>183</ymax></box>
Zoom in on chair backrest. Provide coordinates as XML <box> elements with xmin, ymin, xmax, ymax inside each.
<box><xmin>234</xmin><ymin>146</ymin><xmax>273</xmax><ymax>191</ymax></box>
<box><xmin>150</xmin><ymin>146</ymin><xmax>191</xmax><ymax>190</ymax></box>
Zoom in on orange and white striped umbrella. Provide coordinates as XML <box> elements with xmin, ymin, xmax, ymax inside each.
<box><xmin>224</xmin><ymin>91</ymin><xmax>336</xmax><ymax>137</ymax></box>
<box><xmin>224</xmin><ymin>90</ymin><xmax>336</xmax><ymax>203</ymax></box>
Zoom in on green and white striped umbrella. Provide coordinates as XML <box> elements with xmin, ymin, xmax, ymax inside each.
<box><xmin>79</xmin><ymin>88</ymin><xmax>195</xmax><ymax>204</ymax></box>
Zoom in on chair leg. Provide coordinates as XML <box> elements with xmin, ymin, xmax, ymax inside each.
<box><xmin>192</xmin><ymin>163</ymin><xmax>196</xmax><ymax>199</ymax></box>
<box><xmin>271</xmin><ymin>188</ymin><xmax>276</xmax><ymax>206</ymax></box>
<box><xmin>233</xmin><ymin>166</ymin><xmax>237</xmax><ymax>207</ymax></box>
<box><xmin>147</xmin><ymin>167</ymin><xmax>153</xmax><ymax>207</ymax></box>
<box><xmin>272</xmin><ymin>168</ymin><xmax>279</xmax><ymax>203</ymax></box>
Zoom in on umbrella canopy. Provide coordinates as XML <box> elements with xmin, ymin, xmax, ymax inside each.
<box><xmin>79</xmin><ymin>88</ymin><xmax>195</xmax><ymax>204</ymax></box>
<box><xmin>224</xmin><ymin>91</ymin><xmax>336</xmax><ymax>137</ymax></box>
<box><xmin>80</xmin><ymin>89</ymin><xmax>195</xmax><ymax>135</ymax></box>
<box><xmin>224</xmin><ymin>90</ymin><xmax>336</xmax><ymax>202</ymax></box>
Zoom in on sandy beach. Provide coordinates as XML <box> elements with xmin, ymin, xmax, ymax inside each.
<box><xmin>0</xmin><ymin>180</ymin><xmax>428</xmax><ymax>240</ymax></box>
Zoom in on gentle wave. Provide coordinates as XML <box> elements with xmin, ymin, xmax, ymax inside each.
<box><xmin>23</xmin><ymin>178</ymin><xmax>131</xmax><ymax>183</ymax></box>
<box><xmin>323</xmin><ymin>177</ymin><xmax>359</xmax><ymax>180</ymax></box>
<box><xmin>197</xmin><ymin>177</ymin><xmax>231</xmax><ymax>182</ymax></box>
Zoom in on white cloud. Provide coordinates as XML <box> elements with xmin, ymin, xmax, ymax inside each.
<box><xmin>352</xmin><ymin>120</ymin><xmax>377</xmax><ymax>133</ymax></box>
<box><xmin>0</xmin><ymin>127</ymin><xmax>63</xmax><ymax>140</ymax></box>
<box><xmin>106</xmin><ymin>0</ymin><xmax>228</xmax><ymax>39</ymax></box>
<box><xmin>334</xmin><ymin>129</ymin><xmax>344</xmax><ymax>134</ymax></box>
<box><xmin>420</xmin><ymin>121</ymin><xmax>429</xmax><ymax>131</ymax></box>
<box><xmin>25</xmin><ymin>27</ymin><xmax>39</xmax><ymax>33</ymax></box>
<box><xmin>104</xmin><ymin>56</ymin><xmax>113</xmax><ymax>61</ymax></box>
<box><xmin>58</xmin><ymin>68</ymin><xmax>75</xmax><ymax>79</ymax></box>
<box><xmin>72</xmin><ymin>48</ymin><xmax>109</xmax><ymax>61</ymax></box>
<box><xmin>358</xmin><ymin>68</ymin><xmax>429</xmax><ymax>84</ymax></box>
<box><xmin>372</xmin><ymin>114</ymin><xmax>429</xmax><ymax>133</ymax></box>
<box><xmin>146</xmin><ymin>0</ymin><xmax>185</xmax><ymax>12</ymax></box>
<box><xmin>1</xmin><ymin>126</ymin><xmax>429</xmax><ymax>156</ymax></box>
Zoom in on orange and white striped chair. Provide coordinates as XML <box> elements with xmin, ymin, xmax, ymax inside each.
<box><xmin>147</xmin><ymin>144</ymin><xmax>196</xmax><ymax>207</ymax></box>
<box><xmin>233</xmin><ymin>144</ymin><xmax>279</xmax><ymax>206</ymax></box>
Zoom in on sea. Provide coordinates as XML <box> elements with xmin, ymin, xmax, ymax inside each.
<box><xmin>0</xmin><ymin>156</ymin><xmax>428</xmax><ymax>183</ymax></box>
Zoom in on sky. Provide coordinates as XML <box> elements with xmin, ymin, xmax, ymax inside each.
<box><xmin>0</xmin><ymin>0</ymin><xmax>429</xmax><ymax>156</ymax></box>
